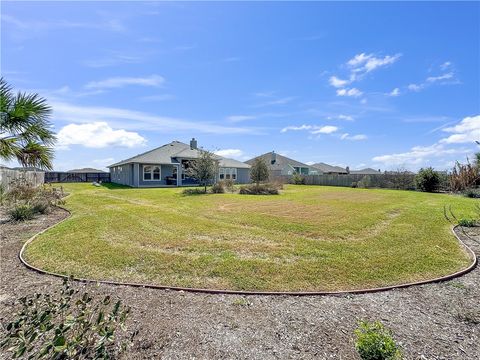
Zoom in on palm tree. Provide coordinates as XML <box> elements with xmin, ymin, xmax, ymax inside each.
<box><xmin>0</xmin><ymin>78</ymin><xmax>56</xmax><ymax>170</ymax></box>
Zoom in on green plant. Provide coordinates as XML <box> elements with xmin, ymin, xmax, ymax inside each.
<box><xmin>0</xmin><ymin>182</ymin><xmax>5</xmax><ymax>205</ymax></box>
<box><xmin>182</xmin><ymin>187</ymin><xmax>207</xmax><ymax>195</ymax></box>
<box><xmin>1</xmin><ymin>279</ymin><xmax>135</xmax><ymax>359</ymax></box>
<box><xmin>358</xmin><ymin>175</ymin><xmax>373</xmax><ymax>189</ymax></box>
<box><xmin>239</xmin><ymin>183</ymin><xmax>280</xmax><ymax>195</ymax></box>
<box><xmin>8</xmin><ymin>204</ymin><xmax>35</xmax><ymax>221</ymax></box>
<box><xmin>292</xmin><ymin>173</ymin><xmax>306</xmax><ymax>185</ymax></box>
<box><xmin>351</xmin><ymin>181</ymin><xmax>358</xmax><ymax>188</ymax></box>
<box><xmin>210</xmin><ymin>182</ymin><xmax>225</xmax><ymax>194</ymax></box>
<box><xmin>463</xmin><ymin>188</ymin><xmax>480</xmax><ymax>198</ymax></box>
<box><xmin>221</xmin><ymin>179</ymin><xmax>235</xmax><ymax>192</ymax></box>
<box><xmin>458</xmin><ymin>218</ymin><xmax>476</xmax><ymax>227</ymax></box>
<box><xmin>184</xmin><ymin>149</ymin><xmax>218</xmax><ymax>193</ymax></box>
<box><xmin>250</xmin><ymin>158</ymin><xmax>269</xmax><ymax>187</ymax></box>
<box><xmin>415</xmin><ymin>167</ymin><xmax>441</xmax><ymax>192</ymax></box>
<box><xmin>354</xmin><ymin>321</ymin><xmax>402</xmax><ymax>360</ymax></box>
<box><xmin>1</xmin><ymin>78</ymin><xmax>56</xmax><ymax>170</ymax></box>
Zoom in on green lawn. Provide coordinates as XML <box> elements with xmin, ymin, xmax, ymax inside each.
<box><xmin>24</xmin><ymin>183</ymin><xmax>477</xmax><ymax>292</ymax></box>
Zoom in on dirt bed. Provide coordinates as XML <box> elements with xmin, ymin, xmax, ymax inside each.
<box><xmin>1</xmin><ymin>207</ymin><xmax>479</xmax><ymax>359</ymax></box>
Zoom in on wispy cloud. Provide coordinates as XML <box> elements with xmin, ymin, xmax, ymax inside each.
<box><xmin>336</xmin><ymin>88</ymin><xmax>363</xmax><ymax>97</ymax></box>
<box><xmin>82</xmin><ymin>54</ymin><xmax>144</xmax><ymax>68</ymax></box>
<box><xmin>347</xmin><ymin>53</ymin><xmax>402</xmax><ymax>77</ymax></box>
<box><xmin>407</xmin><ymin>62</ymin><xmax>459</xmax><ymax>93</ymax></box>
<box><xmin>440</xmin><ymin>115</ymin><xmax>480</xmax><ymax>144</ymax></box>
<box><xmin>214</xmin><ymin>149</ymin><xmax>248</xmax><ymax>161</ymax></box>
<box><xmin>50</xmin><ymin>101</ymin><xmax>255</xmax><ymax>135</ymax></box>
<box><xmin>281</xmin><ymin>124</ymin><xmax>338</xmax><ymax>134</ymax></box>
<box><xmin>329</xmin><ymin>76</ymin><xmax>349</xmax><ymax>88</ymax></box>
<box><xmin>226</xmin><ymin>115</ymin><xmax>257</xmax><ymax>122</ymax></box>
<box><xmin>85</xmin><ymin>75</ymin><xmax>165</xmax><ymax>90</ymax></box>
<box><xmin>387</xmin><ymin>88</ymin><xmax>400</xmax><ymax>97</ymax></box>
<box><xmin>340</xmin><ymin>133</ymin><xmax>367</xmax><ymax>141</ymax></box>
<box><xmin>139</xmin><ymin>94</ymin><xmax>175</xmax><ymax>102</ymax></box>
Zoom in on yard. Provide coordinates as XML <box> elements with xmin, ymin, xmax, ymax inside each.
<box><xmin>24</xmin><ymin>183</ymin><xmax>477</xmax><ymax>292</ymax></box>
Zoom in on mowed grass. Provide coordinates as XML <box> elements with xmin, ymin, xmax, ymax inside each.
<box><xmin>25</xmin><ymin>183</ymin><xmax>477</xmax><ymax>292</ymax></box>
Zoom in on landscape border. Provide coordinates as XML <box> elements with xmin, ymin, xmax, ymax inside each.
<box><xmin>19</xmin><ymin>207</ymin><xmax>478</xmax><ymax>296</ymax></box>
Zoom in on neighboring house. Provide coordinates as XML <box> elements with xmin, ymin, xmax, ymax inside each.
<box><xmin>311</xmin><ymin>162</ymin><xmax>348</xmax><ymax>175</ymax></box>
<box><xmin>108</xmin><ymin>138</ymin><xmax>250</xmax><ymax>187</ymax></box>
<box><xmin>245</xmin><ymin>151</ymin><xmax>320</xmax><ymax>175</ymax></box>
<box><xmin>350</xmin><ymin>168</ymin><xmax>381</xmax><ymax>175</ymax></box>
<box><xmin>68</xmin><ymin>168</ymin><xmax>107</xmax><ymax>173</ymax></box>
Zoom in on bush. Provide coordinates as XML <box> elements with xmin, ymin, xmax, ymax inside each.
<box><xmin>355</xmin><ymin>321</ymin><xmax>402</xmax><ymax>360</ymax></box>
<box><xmin>351</xmin><ymin>182</ymin><xmax>358</xmax><ymax>188</ymax></box>
<box><xmin>239</xmin><ymin>183</ymin><xmax>280</xmax><ymax>195</ymax></box>
<box><xmin>8</xmin><ymin>204</ymin><xmax>35</xmax><ymax>221</ymax></box>
<box><xmin>221</xmin><ymin>179</ymin><xmax>236</xmax><ymax>192</ymax></box>
<box><xmin>182</xmin><ymin>187</ymin><xmax>207</xmax><ymax>195</ymax></box>
<box><xmin>464</xmin><ymin>188</ymin><xmax>480</xmax><ymax>198</ymax></box>
<box><xmin>291</xmin><ymin>173</ymin><xmax>306</xmax><ymax>185</ymax></box>
<box><xmin>210</xmin><ymin>182</ymin><xmax>225</xmax><ymax>194</ymax></box>
<box><xmin>1</xmin><ymin>279</ymin><xmax>135</xmax><ymax>359</ymax></box>
<box><xmin>358</xmin><ymin>175</ymin><xmax>373</xmax><ymax>189</ymax></box>
<box><xmin>458</xmin><ymin>218</ymin><xmax>476</xmax><ymax>227</ymax></box>
<box><xmin>415</xmin><ymin>167</ymin><xmax>440</xmax><ymax>192</ymax></box>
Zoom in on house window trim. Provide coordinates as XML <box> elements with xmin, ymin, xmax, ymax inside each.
<box><xmin>143</xmin><ymin>165</ymin><xmax>161</xmax><ymax>181</ymax></box>
<box><xmin>219</xmin><ymin>167</ymin><xmax>237</xmax><ymax>181</ymax></box>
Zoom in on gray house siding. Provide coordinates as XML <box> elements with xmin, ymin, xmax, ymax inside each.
<box><xmin>110</xmin><ymin>163</ymin><xmax>134</xmax><ymax>186</ymax></box>
<box><xmin>236</xmin><ymin>168</ymin><xmax>250</xmax><ymax>184</ymax></box>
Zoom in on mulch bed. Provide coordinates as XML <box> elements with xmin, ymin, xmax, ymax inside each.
<box><xmin>1</xmin><ymin>207</ymin><xmax>479</xmax><ymax>359</ymax></box>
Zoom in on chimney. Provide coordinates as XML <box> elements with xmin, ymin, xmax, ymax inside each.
<box><xmin>190</xmin><ymin>138</ymin><xmax>197</xmax><ymax>150</ymax></box>
<box><xmin>271</xmin><ymin>151</ymin><xmax>276</xmax><ymax>164</ymax></box>
<box><xmin>346</xmin><ymin>166</ymin><xmax>350</xmax><ymax>174</ymax></box>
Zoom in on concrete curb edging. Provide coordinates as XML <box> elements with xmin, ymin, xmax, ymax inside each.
<box><xmin>19</xmin><ymin>207</ymin><xmax>478</xmax><ymax>296</ymax></box>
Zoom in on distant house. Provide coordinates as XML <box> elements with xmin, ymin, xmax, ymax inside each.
<box><xmin>311</xmin><ymin>162</ymin><xmax>348</xmax><ymax>175</ymax></box>
<box><xmin>12</xmin><ymin>166</ymin><xmax>45</xmax><ymax>172</ymax></box>
<box><xmin>245</xmin><ymin>152</ymin><xmax>320</xmax><ymax>175</ymax></box>
<box><xmin>68</xmin><ymin>168</ymin><xmax>107</xmax><ymax>173</ymax></box>
<box><xmin>350</xmin><ymin>168</ymin><xmax>381</xmax><ymax>175</ymax></box>
<box><xmin>108</xmin><ymin>138</ymin><xmax>250</xmax><ymax>187</ymax></box>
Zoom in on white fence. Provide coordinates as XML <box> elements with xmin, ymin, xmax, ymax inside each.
<box><xmin>0</xmin><ymin>169</ymin><xmax>45</xmax><ymax>192</ymax></box>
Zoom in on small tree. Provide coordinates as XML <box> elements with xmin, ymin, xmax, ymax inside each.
<box><xmin>250</xmin><ymin>158</ymin><xmax>269</xmax><ymax>187</ymax></box>
<box><xmin>415</xmin><ymin>167</ymin><xmax>440</xmax><ymax>192</ymax></box>
<box><xmin>185</xmin><ymin>149</ymin><xmax>218</xmax><ymax>193</ymax></box>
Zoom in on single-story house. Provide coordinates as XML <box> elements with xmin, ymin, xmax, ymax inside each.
<box><xmin>311</xmin><ymin>162</ymin><xmax>348</xmax><ymax>175</ymax></box>
<box><xmin>245</xmin><ymin>151</ymin><xmax>320</xmax><ymax>176</ymax></box>
<box><xmin>108</xmin><ymin>139</ymin><xmax>250</xmax><ymax>187</ymax></box>
<box><xmin>350</xmin><ymin>168</ymin><xmax>381</xmax><ymax>175</ymax></box>
<box><xmin>68</xmin><ymin>168</ymin><xmax>108</xmax><ymax>173</ymax></box>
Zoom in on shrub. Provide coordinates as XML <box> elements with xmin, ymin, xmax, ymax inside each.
<box><xmin>182</xmin><ymin>187</ymin><xmax>207</xmax><ymax>195</ymax></box>
<box><xmin>351</xmin><ymin>182</ymin><xmax>358</xmax><ymax>188</ymax></box>
<box><xmin>358</xmin><ymin>175</ymin><xmax>373</xmax><ymax>189</ymax></box>
<box><xmin>463</xmin><ymin>188</ymin><xmax>480</xmax><ymax>198</ymax></box>
<box><xmin>211</xmin><ymin>182</ymin><xmax>225</xmax><ymax>194</ymax></box>
<box><xmin>458</xmin><ymin>218</ymin><xmax>476</xmax><ymax>227</ymax></box>
<box><xmin>221</xmin><ymin>179</ymin><xmax>236</xmax><ymax>192</ymax></box>
<box><xmin>355</xmin><ymin>321</ymin><xmax>402</xmax><ymax>360</ymax></box>
<box><xmin>8</xmin><ymin>204</ymin><xmax>35</xmax><ymax>221</ymax></box>
<box><xmin>291</xmin><ymin>173</ymin><xmax>306</xmax><ymax>185</ymax></box>
<box><xmin>250</xmin><ymin>158</ymin><xmax>269</xmax><ymax>186</ymax></box>
<box><xmin>450</xmin><ymin>158</ymin><xmax>479</xmax><ymax>192</ymax></box>
<box><xmin>239</xmin><ymin>183</ymin><xmax>280</xmax><ymax>195</ymax></box>
<box><xmin>31</xmin><ymin>199</ymin><xmax>50</xmax><ymax>214</ymax></box>
<box><xmin>1</xmin><ymin>279</ymin><xmax>135</xmax><ymax>359</ymax></box>
<box><xmin>415</xmin><ymin>167</ymin><xmax>440</xmax><ymax>192</ymax></box>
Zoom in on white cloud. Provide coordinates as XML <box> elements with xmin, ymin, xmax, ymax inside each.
<box><xmin>372</xmin><ymin>115</ymin><xmax>479</xmax><ymax>169</ymax></box>
<box><xmin>226</xmin><ymin>115</ymin><xmax>256</xmax><ymax>122</ymax></box>
<box><xmin>426</xmin><ymin>72</ymin><xmax>454</xmax><ymax>83</ymax></box>
<box><xmin>336</xmin><ymin>88</ymin><xmax>363</xmax><ymax>97</ymax></box>
<box><xmin>85</xmin><ymin>75</ymin><xmax>165</xmax><ymax>90</ymax></box>
<box><xmin>340</xmin><ymin>133</ymin><xmax>368</xmax><ymax>141</ymax></box>
<box><xmin>57</xmin><ymin>122</ymin><xmax>147</xmax><ymax>149</ymax></box>
<box><xmin>408</xmin><ymin>83</ymin><xmax>423</xmax><ymax>92</ymax></box>
<box><xmin>328</xmin><ymin>114</ymin><xmax>355</xmax><ymax>121</ymax></box>
<box><xmin>214</xmin><ymin>149</ymin><xmax>246</xmax><ymax>160</ymax></box>
<box><xmin>440</xmin><ymin>115</ymin><xmax>480</xmax><ymax>144</ymax></box>
<box><xmin>440</xmin><ymin>61</ymin><xmax>452</xmax><ymax>71</ymax></box>
<box><xmin>387</xmin><ymin>88</ymin><xmax>400</xmax><ymax>96</ymax></box>
<box><xmin>347</xmin><ymin>53</ymin><xmax>402</xmax><ymax>74</ymax></box>
<box><xmin>329</xmin><ymin>76</ymin><xmax>349</xmax><ymax>88</ymax></box>
<box><xmin>281</xmin><ymin>124</ymin><xmax>338</xmax><ymax>134</ymax></box>
<box><xmin>50</xmin><ymin>101</ymin><xmax>253</xmax><ymax>135</ymax></box>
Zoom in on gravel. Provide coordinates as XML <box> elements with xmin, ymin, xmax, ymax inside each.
<box><xmin>1</xmin><ymin>207</ymin><xmax>479</xmax><ymax>359</ymax></box>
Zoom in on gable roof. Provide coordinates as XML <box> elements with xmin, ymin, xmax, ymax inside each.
<box><xmin>245</xmin><ymin>152</ymin><xmax>314</xmax><ymax>171</ymax></box>
<box><xmin>68</xmin><ymin>168</ymin><xmax>107</xmax><ymax>173</ymax></box>
<box><xmin>108</xmin><ymin>141</ymin><xmax>250</xmax><ymax>169</ymax></box>
<box><xmin>311</xmin><ymin>162</ymin><xmax>348</xmax><ymax>174</ymax></box>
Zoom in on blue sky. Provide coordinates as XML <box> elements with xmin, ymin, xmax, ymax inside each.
<box><xmin>2</xmin><ymin>1</ymin><xmax>479</xmax><ymax>171</ymax></box>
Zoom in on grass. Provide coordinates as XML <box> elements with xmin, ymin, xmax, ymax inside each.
<box><xmin>24</xmin><ymin>183</ymin><xmax>478</xmax><ymax>292</ymax></box>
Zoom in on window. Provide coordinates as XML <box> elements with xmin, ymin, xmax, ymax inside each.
<box><xmin>143</xmin><ymin>165</ymin><xmax>161</xmax><ymax>181</ymax></box>
<box><xmin>219</xmin><ymin>168</ymin><xmax>237</xmax><ymax>181</ymax></box>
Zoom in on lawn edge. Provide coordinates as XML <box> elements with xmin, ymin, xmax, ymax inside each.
<box><xmin>19</xmin><ymin>206</ymin><xmax>478</xmax><ymax>296</ymax></box>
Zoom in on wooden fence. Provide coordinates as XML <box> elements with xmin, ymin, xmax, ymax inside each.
<box><xmin>0</xmin><ymin>169</ymin><xmax>45</xmax><ymax>192</ymax></box>
<box><xmin>271</xmin><ymin>173</ymin><xmax>418</xmax><ymax>190</ymax></box>
<box><xmin>44</xmin><ymin>172</ymin><xmax>111</xmax><ymax>183</ymax></box>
